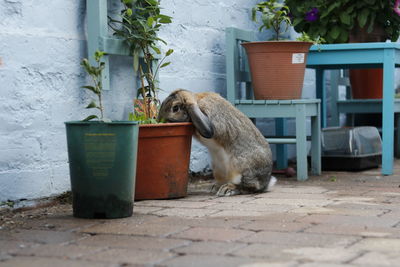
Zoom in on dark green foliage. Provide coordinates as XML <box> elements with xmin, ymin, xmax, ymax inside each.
<box><xmin>286</xmin><ymin>0</ymin><xmax>400</xmax><ymax>43</ymax></box>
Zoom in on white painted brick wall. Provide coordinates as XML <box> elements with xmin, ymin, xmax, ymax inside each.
<box><xmin>0</xmin><ymin>0</ymin><xmax>137</xmax><ymax>201</ymax></box>
<box><xmin>0</xmin><ymin>0</ymin><xmax>313</xmax><ymax>202</ymax></box>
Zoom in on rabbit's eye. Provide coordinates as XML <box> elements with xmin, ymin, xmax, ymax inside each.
<box><xmin>172</xmin><ymin>105</ymin><xmax>180</xmax><ymax>112</ymax></box>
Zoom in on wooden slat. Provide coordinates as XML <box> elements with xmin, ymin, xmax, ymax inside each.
<box><xmin>266</xmin><ymin>138</ymin><xmax>297</xmax><ymax>144</ymax></box>
<box><xmin>264</xmin><ymin>100</ymin><xmax>279</xmax><ymax>104</ymax></box>
<box><xmin>278</xmin><ymin>100</ymin><xmax>293</xmax><ymax>105</ymax></box>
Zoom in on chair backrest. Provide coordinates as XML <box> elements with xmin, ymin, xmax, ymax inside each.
<box><xmin>225</xmin><ymin>27</ymin><xmax>256</xmax><ymax>103</ymax></box>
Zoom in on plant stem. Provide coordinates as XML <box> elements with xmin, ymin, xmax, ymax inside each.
<box><xmin>139</xmin><ymin>65</ymin><xmax>149</xmax><ymax>120</ymax></box>
<box><xmin>143</xmin><ymin>46</ymin><xmax>155</xmax><ymax>98</ymax></box>
<box><xmin>274</xmin><ymin>21</ymin><xmax>280</xmax><ymax>41</ymax></box>
<box><xmin>98</xmin><ymin>93</ymin><xmax>104</xmax><ymax>120</ymax></box>
<box><xmin>153</xmin><ymin>53</ymin><xmax>168</xmax><ymax>82</ymax></box>
<box><xmin>95</xmin><ymin>61</ymin><xmax>104</xmax><ymax>120</ymax></box>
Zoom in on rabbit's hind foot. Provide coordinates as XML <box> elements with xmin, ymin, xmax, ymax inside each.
<box><xmin>216</xmin><ymin>183</ymin><xmax>240</xmax><ymax>197</ymax></box>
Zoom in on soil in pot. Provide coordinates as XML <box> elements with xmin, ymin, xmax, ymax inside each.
<box><xmin>134</xmin><ymin>122</ymin><xmax>193</xmax><ymax>200</ymax></box>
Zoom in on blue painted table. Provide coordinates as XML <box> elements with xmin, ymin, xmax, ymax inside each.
<box><xmin>307</xmin><ymin>42</ymin><xmax>400</xmax><ymax>175</ymax></box>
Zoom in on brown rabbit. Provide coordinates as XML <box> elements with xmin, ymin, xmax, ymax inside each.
<box><xmin>158</xmin><ymin>89</ymin><xmax>276</xmax><ymax>196</ymax></box>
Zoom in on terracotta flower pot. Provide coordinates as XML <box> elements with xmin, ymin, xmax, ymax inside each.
<box><xmin>349</xmin><ymin>68</ymin><xmax>383</xmax><ymax>99</ymax></box>
<box><xmin>134</xmin><ymin>122</ymin><xmax>193</xmax><ymax>200</ymax></box>
<box><xmin>241</xmin><ymin>41</ymin><xmax>312</xmax><ymax>100</ymax></box>
<box><xmin>348</xmin><ymin>26</ymin><xmax>386</xmax><ymax>99</ymax></box>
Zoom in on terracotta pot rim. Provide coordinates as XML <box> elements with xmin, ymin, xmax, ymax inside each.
<box><xmin>65</xmin><ymin>121</ymin><xmax>138</xmax><ymax>125</ymax></box>
<box><xmin>139</xmin><ymin>122</ymin><xmax>193</xmax><ymax>128</ymax></box>
<box><xmin>241</xmin><ymin>41</ymin><xmax>313</xmax><ymax>45</ymax></box>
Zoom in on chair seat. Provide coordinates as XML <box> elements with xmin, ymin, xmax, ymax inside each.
<box><xmin>235</xmin><ymin>99</ymin><xmax>320</xmax><ymax>118</ymax></box>
<box><xmin>235</xmin><ymin>99</ymin><xmax>320</xmax><ymax>104</ymax></box>
<box><xmin>337</xmin><ymin>99</ymin><xmax>400</xmax><ymax>113</ymax></box>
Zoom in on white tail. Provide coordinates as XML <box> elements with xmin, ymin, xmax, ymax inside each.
<box><xmin>267</xmin><ymin>176</ymin><xmax>277</xmax><ymax>191</ymax></box>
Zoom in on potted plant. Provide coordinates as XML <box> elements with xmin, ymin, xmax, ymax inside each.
<box><xmin>286</xmin><ymin>0</ymin><xmax>400</xmax><ymax>99</ymax></box>
<box><xmin>65</xmin><ymin>51</ymin><xmax>139</xmax><ymax>219</ymax></box>
<box><xmin>109</xmin><ymin>0</ymin><xmax>193</xmax><ymax>200</ymax></box>
<box><xmin>242</xmin><ymin>0</ymin><xmax>316</xmax><ymax>100</ymax></box>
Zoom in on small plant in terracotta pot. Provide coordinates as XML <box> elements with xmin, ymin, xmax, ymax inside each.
<box><xmin>109</xmin><ymin>0</ymin><xmax>193</xmax><ymax>200</ymax></box>
<box><xmin>242</xmin><ymin>0</ymin><xmax>320</xmax><ymax>100</ymax></box>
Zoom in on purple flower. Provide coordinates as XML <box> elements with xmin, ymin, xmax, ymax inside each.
<box><xmin>305</xmin><ymin>7</ymin><xmax>319</xmax><ymax>22</ymax></box>
<box><xmin>395</xmin><ymin>0</ymin><xmax>400</xmax><ymax>16</ymax></box>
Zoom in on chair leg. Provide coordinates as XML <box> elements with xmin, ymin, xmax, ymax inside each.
<box><xmin>310</xmin><ymin>103</ymin><xmax>321</xmax><ymax>175</ymax></box>
<box><xmin>275</xmin><ymin>118</ymin><xmax>288</xmax><ymax>169</ymax></box>
<box><xmin>395</xmin><ymin>113</ymin><xmax>400</xmax><ymax>158</ymax></box>
<box><xmin>316</xmin><ymin>68</ymin><xmax>327</xmax><ymax>128</ymax></box>
<box><xmin>295</xmin><ymin>104</ymin><xmax>308</xmax><ymax>181</ymax></box>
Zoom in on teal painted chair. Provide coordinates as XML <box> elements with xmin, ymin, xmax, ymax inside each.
<box><xmin>225</xmin><ymin>27</ymin><xmax>321</xmax><ymax>181</ymax></box>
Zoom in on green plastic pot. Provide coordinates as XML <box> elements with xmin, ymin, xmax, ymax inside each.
<box><xmin>65</xmin><ymin>121</ymin><xmax>139</xmax><ymax>219</ymax></box>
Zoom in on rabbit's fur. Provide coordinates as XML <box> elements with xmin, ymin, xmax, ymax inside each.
<box><xmin>158</xmin><ymin>89</ymin><xmax>275</xmax><ymax>196</ymax></box>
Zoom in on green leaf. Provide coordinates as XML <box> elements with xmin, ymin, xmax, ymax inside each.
<box><xmin>358</xmin><ymin>9</ymin><xmax>369</xmax><ymax>28</ymax></box>
<box><xmin>293</xmin><ymin>18</ymin><xmax>302</xmax><ymax>27</ymax></box>
<box><xmin>145</xmin><ymin>0</ymin><xmax>158</xmax><ymax>6</ymax></box>
<box><xmin>128</xmin><ymin>112</ymin><xmax>135</xmax><ymax>121</ymax></box>
<box><xmin>339</xmin><ymin>12</ymin><xmax>351</xmax><ymax>25</ymax></box>
<box><xmin>367</xmin><ymin>12</ymin><xmax>376</xmax><ymax>33</ymax></box>
<box><xmin>160</xmin><ymin>62</ymin><xmax>171</xmax><ymax>68</ymax></box>
<box><xmin>133</xmin><ymin>51</ymin><xmax>139</xmax><ymax>72</ymax></box>
<box><xmin>151</xmin><ymin>45</ymin><xmax>161</xmax><ymax>54</ymax></box>
<box><xmin>122</xmin><ymin>0</ymin><xmax>133</xmax><ymax>5</ymax></box>
<box><xmin>94</xmin><ymin>50</ymin><xmax>106</xmax><ymax>62</ymax></box>
<box><xmin>82</xmin><ymin>115</ymin><xmax>98</xmax><ymax>121</ymax></box>
<box><xmin>158</xmin><ymin>15</ymin><xmax>172</xmax><ymax>24</ymax></box>
<box><xmin>81</xmin><ymin>59</ymin><xmax>93</xmax><ymax>75</ymax></box>
<box><xmin>251</xmin><ymin>7</ymin><xmax>257</xmax><ymax>22</ymax></box>
<box><xmin>320</xmin><ymin>2</ymin><xmax>340</xmax><ymax>19</ymax></box>
<box><xmin>166</xmin><ymin>49</ymin><xmax>174</xmax><ymax>57</ymax></box>
<box><xmin>338</xmin><ymin>29</ymin><xmax>349</xmax><ymax>43</ymax></box>
<box><xmin>85</xmin><ymin>101</ymin><xmax>98</xmax><ymax>109</ymax></box>
<box><xmin>126</xmin><ymin>8</ymin><xmax>133</xmax><ymax>16</ymax></box>
<box><xmin>155</xmin><ymin>37</ymin><xmax>168</xmax><ymax>45</ymax></box>
<box><xmin>329</xmin><ymin>26</ymin><xmax>341</xmax><ymax>40</ymax></box>
<box><xmin>147</xmin><ymin>16</ymin><xmax>154</xmax><ymax>27</ymax></box>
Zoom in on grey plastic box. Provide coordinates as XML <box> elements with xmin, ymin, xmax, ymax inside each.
<box><xmin>321</xmin><ymin>126</ymin><xmax>382</xmax><ymax>171</ymax></box>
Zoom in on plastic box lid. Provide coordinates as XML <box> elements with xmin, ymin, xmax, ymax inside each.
<box><xmin>322</xmin><ymin>126</ymin><xmax>382</xmax><ymax>157</ymax></box>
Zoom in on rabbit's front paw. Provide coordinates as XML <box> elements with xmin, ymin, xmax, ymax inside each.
<box><xmin>216</xmin><ymin>183</ymin><xmax>240</xmax><ymax>197</ymax></box>
<box><xmin>210</xmin><ymin>183</ymin><xmax>219</xmax><ymax>194</ymax></box>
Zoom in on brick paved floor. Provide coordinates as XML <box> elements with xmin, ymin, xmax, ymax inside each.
<box><xmin>1</xmin><ymin>161</ymin><xmax>400</xmax><ymax>266</ymax></box>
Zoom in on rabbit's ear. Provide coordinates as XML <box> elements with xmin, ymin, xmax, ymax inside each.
<box><xmin>187</xmin><ymin>104</ymin><xmax>214</xmax><ymax>139</ymax></box>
